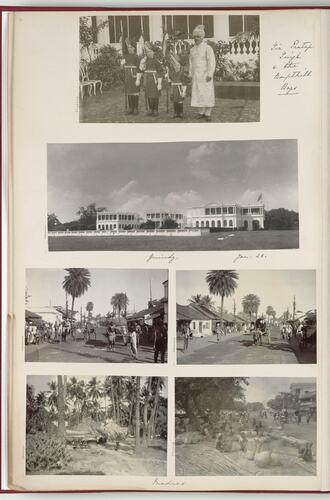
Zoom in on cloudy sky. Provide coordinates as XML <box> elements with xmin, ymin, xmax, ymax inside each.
<box><xmin>177</xmin><ymin>270</ymin><xmax>315</xmax><ymax>317</ymax></box>
<box><xmin>26</xmin><ymin>268</ymin><xmax>167</xmax><ymax>316</ymax></box>
<box><xmin>48</xmin><ymin>140</ymin><xmax>298</xmax><ymax>223</ymax></box>
<box><xmin>245</xmin><ymin>378</ymin><xmax>316</xmax><ymax>405</ymax></box>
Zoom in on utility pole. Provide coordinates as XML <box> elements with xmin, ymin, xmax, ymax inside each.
<box><xmin>293</xmin><ymin>296</ymin><xmax>296</xmax><ymax>320</ymax></box>
<box><xmin>233</xmin><ymin>299</ymin><xmax>236</xmax><ymax>325</ymax></box>
<box><xmin>65</xmin><ymin>292</ymin><xmax>68</xmax><ymax>318</ymax></box>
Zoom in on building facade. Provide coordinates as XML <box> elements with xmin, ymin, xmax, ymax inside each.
<box><xmin>144</xmin><ymin>211</ymin><xmax>185</xmax><ymax>229</ymax></box>
<box><xmin>186</xmin><ymin>202</ymin><xmax>264</xmax><ymax>231</ymax></box>
<box><xmin>81</xmin><ymin>14</ymin><xmax>259</xmax><ymax>65</ymax></box>
<box><xmin>96</xmin><ymin>211</ymin><xmax>140</xmax><ymax>231</ymax></box>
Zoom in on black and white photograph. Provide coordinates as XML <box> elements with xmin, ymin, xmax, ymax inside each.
<box><xmin>176</xmin><ymin>270</ymin><xmax>316</xmax><ymax>365</ymax></box>
<box><xmin>175</xmin><ymin>377</ymin><xmax>316</xmax><ymax>476</ymax></box>
<box><xmin>48</xmin><ymin>140</ymin><xmax>299</xmax><ymax>252</ymax></box>
<box><xmin>79</xmin><ymin>13</ymin><xmax>260</xmax><ymax>123</ymax></box>
<box><xmin>25</xmin><ymin>268</ymin><xmax>168</xmax><ymax>363</ymax></box>
<box><xmin>26</xmin><ymin>375</ymin><xmax>167</xmax><ymax>476</ymax></box>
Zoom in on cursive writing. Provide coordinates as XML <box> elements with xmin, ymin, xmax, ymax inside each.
<box><xmin>233</xmin><ymin>252</ymin><xmax>267</xmax><ymax>264</ymax></box>
<box><xmin>152</xmin><ymin>478</ymin><xmax>185</xmax><ymax>486</ymax></box>
<box><xmin>146</xmin><ymin>252</ymin><xmax>175</xmax><ymax>264</ymax></box>
<box><xmin>271</xmin><ymin>39</ymin><xmax>313</xmax><ymax>96</ymax></box>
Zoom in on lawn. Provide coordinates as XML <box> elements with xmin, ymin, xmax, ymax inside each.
<box><xmin>49</xmin><ymin>230</ymin><xmax>299</xmax><ymax>252</ymax></box>
<box><xmin>79</xmin><ymin>87</ymin><xmax>260</xmax><ymax>123</ymax></box>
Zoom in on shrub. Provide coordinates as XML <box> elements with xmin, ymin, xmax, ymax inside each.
<box><xmin>87</xmin><ymin>45</ymin><xmax>124</xmax><ymax>89</ymax></box>
<box><xmin>26</xmin><ymin>433</ymin><xmax>70</xmax><ymax>472</ymax></box>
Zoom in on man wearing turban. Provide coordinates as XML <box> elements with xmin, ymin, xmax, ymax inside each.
<box><xmin>189</xmin><ymin>24</ymin><xmax>216</xmax><ymax>122</ymax></box>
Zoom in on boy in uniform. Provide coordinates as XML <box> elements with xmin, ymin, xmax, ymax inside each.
<box><xmin>121</xmin><ymin>40</ymin><xmax>141</xmax><ymax>115</ymax></box>
<box><xmin>139</xmin><ymin>44</ymin><xmax>163</xmax><ymax>116</ymax></box>
<box><xmin>168</xmin><ymin>53</ymin><xmax>188</xmax><ymax>119</ymax></box>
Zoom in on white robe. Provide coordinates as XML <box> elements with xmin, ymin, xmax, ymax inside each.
<box><xmin>189</xmin><ymin>41</ymin><xmax>216</xmax><ymax>108</ymax></box>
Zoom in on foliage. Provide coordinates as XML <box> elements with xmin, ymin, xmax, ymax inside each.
<box><xmin>26</xmin><ymin>385</ymin><xmax>53</xmax><ymax>434</ymax></box>
<box><xmin>62</xmin><ymin>268</ymin><xmax>91</xmax><ymax>324</ymax></box>
<box><xmin>79</xmin><ymin>16</ymin><xmax>109</xmax><ymax>62</ymax></box>
<box><xmin>86</xmin><ymin>301</ymin><xmax>94</xmax><ymax>318</ymax></box>
<box><xmin>47</xmin><ymin>213</ymin><xmax>61</xmax><ymax>231</ymax></box>
<box><xmin>266</xmin><ymin>306</ymin><xmax>276</xmax><ymax>320</ymax></box>
<box><xmin>267</xmin><ymin>392</ymin><xmax>298</xmax><ymax>411</ymax></box>
<box><xmin>161</xmin><ymin>218</ymin><xmax>178</xmax><ymax>229</ymax></box>
<box><xmin>77</xmin><ymin>203</ymin><xmax>105</xmax><ymax>228</ymax></box>
<box><xmin>264</xmin><ymin>208</ymin><xmax>299</xmax><ymax>230</ymax></box>
<box><xmin>206</xmin><ymin>270</ymin><xmax>239</xmax><ymax>328</ymax></box>
<box><xmin>190</xmin><ymin>294</ymin><xmax>215</xmax><ymax>309</ymax></box>
<box><xmin>95</xmin><ymin>419</ymin><xmax>128</xmax><ymax>443</ymax></box>
<box><xmin>111</xmin><ymin>292</ymin><xmax>129</xmax><ymax>317</ymax></box>
<box><xmin>139</xmin><ymin>219</ymin><xmax>156</xmax><ymax>229</ymax></box>
<box><xmin>242</xmin><ymin>294</ymin><xmax>261</xmax><ymax>320</ymax></box>
<box><xmin>88</xmin><ymin>45</ymin><xmax>124</xmax><ymax>89</ymax></box>
<box><xmin>26</xmin><ymin>433</ymin><xmax>69</xmax><ymax>472</ymax></box>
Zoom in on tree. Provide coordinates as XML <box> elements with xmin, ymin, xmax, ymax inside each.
<box><xmin>79</xmin><ymin>17</ymin><xmax>109</xmax><ymax>62</ymax></box>
<box><xmin>86</xmin><ymin>301</ymin><xmax>94</xmax><ymax>319</ymax></box>
<box><xmin>206</xmin><ymin>270</ymin><xmax>239</xmax><ymax>328</ymax></box>
<box><xmin>57</xmin><ymin>376</ymin><xmax>66</xmax><ymax>440</ymax></box>
<box><xmin>266</xmin><ymin>306</ymin><xmax>275</xmax><ymax>323</ymax></box>
<box><xmin>62</xmin><ymin>268</ymin><xmax>91</xmax><ymax>325</ymax></box>
<box><xmin>76</xmin><ymin>203</ymin><xmax>106</xmax><ymax>229</ymax></box>
<box><xmin>264</xmin><ymin>208</ymin><xmax>299</xmax><ymax>230</ymax></box>
<box><xmin>160</xmin><ymin>218</ymin><xmax>178</xmax><ymax>229</ymax></box>
<box><xmin>190</xmin><ymin>294</ymin><xmax>215</xmax><ymax>309</ymax></box>
<box><xmin>242</xmin><ymin>293</ymin><xmax>261</xmax><ymax>321</ymax></box>
<box><xmin>111</xmin><ymin>292</ymin><xmax>129</xmax><ymax>317</ymax></box>
<box><xmin>139</xmin><ymin>220</ymin><xmax>156</xmax><ymax>230</ymax></box>
<box><xmin>47</xmin><ymin>213</ymin><xmax>61</xmax><ymax>231</ymax></box>
<box><xmin>135</xmin><ymin>377</ymin><xmax>141</xmax><ymax>453</ymax></box>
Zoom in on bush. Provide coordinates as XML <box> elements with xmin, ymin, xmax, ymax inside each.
<box><xmin>87</xmin><ymin>45</ymin><xmax>124</xmax><ymax>89</ymax></box>
<box><xmin>26</xmin><ymin>433</ymin><xmax>70</xmax><ymax>472</ymax></box>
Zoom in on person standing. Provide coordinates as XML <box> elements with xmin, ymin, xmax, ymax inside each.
<box><xmin>139</xmin><ymin>45</ymin><xmax>163</xmax><ymax>116</ymax></box>
<box><xmin>189</xmin><ymin>25</ymin><xmax>216</xmax><ymax>122</ymax></box>
<box><xmin>168</xmin><ymin>54</ymin><xmax>188</xmax><ymax>119</ymax></box>
<box><xmin>121</xmin><ymin>40</ymin><xmax>141</xmax><ymax>115</ymax></box>
<box><xmin>215</xmin><ymin>322</ymin><xmax>222</xmax><ymax>343</ymax></box>
<box><xmin>154</xmin><ymin>322</ymin><xmax>167</xmax><ymax>363</ymax></box>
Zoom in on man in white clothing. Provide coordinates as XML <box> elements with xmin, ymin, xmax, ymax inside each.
<box><xmin>189</xmin><ymin>24</ymin><xmax>216</xmax><ymax>122</ymax></box>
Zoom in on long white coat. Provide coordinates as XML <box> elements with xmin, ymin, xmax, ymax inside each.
<box><xmin>189</xmin><ymin>41</ymin><xmax>216</xmax><ymax>108</ymax></box>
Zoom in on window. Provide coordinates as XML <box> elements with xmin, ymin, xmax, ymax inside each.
<box><xmin>251</xmin><ymin>208</ymin><xmax>260</xmax><ymax>214</ymax></box>
<box><xmin>216</xmin><ymin>207</ymin><xmax>221</xmax><ymax>214</ymax></box>
<box><xmin>243</xmin><ymin>208</ymin><xmax>249</xmax><ymax>214</ymax></box>
<box><xmin>201</xmin><ymin>221</ymin><xmax>204</xmax><ymax>227</ymax></box>
<box><xmin>206</xmin><ymin>221</ymin><xmax>209</xmax><ymax>228</ymax></box>
<box><xmin>223</xmin><ymin>207</ymin><xmax>228</xmax><ymax>214</ymax></box>
<box><xmin>196</xmin><ymin>221</ymin><xmax>199</xmax><ymax>227</ymax></box>
<box><xmin>205</xmin><ymin>208</ymin><xmax>210</xmax><ymax>215</ymax></box>
<box><xmin>108</xmin><ymin>15</ymin><xmax>150</xmax><ymax>44</ymax></box>
<box><xmin>229</xmin><ymin>15</ymin><xmax>259</xmax><ymax>37</ymax></box>
<box><xmin>229</xmin><ymin>220</ymin><xmax>233</xmax><ymax>226</ymax></box>
<box><xmin>217</xmin><ymin>220</ymin><xmax>221</xmax><ymax>227</ymax></box>
<box><xmin>228</xmin><ymin>206</ymin><xmax>234</xmax><ymax>214</ymax></box>
<box><xmin>211</xmin><ymin>208</ymin><xmax>216</xmax><ymax>214</ymax></box>
<box><xmin>162</xmin><ymin>15</ymin><xmax>214</xmax><ymax>38</ymax></box>
<box><xmin>211</xmin><ymin>220</ymin><xmax>215</xmax><ymax>227</ymax></box>
<box><xmin>223</xmin><ymin>220</ymin><xmax>227</xmax><ymax>227</ymax></box>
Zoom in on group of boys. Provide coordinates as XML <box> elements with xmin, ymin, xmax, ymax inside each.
<box><xmin>120</xmin><ymin>24</ymin><xmax>216</xmax><ymax>120</ymax></box>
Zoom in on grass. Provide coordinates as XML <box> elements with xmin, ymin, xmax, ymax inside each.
<box><xmin>49</xmin><ymin>230</ymin><xmax>299</xmax><ymax>252</ymax></box>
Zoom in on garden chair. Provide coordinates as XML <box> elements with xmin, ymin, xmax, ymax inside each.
<box><xmin>79</xmin><ymin>62</ymin><xmax>102</xmax><ymax>99</ymax></box>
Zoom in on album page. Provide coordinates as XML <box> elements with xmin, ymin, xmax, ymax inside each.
<box><xmin>6</xmin><ymin>8</ymin><xmax>330</xmax><ymax>491</ymax></box>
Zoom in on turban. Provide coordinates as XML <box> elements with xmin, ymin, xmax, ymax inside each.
<box><xmin>193</xmin><ymin>24</ymin><xmax>205</xmax><ymax>38</ymax></box>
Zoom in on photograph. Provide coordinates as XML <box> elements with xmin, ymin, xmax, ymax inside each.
<box><xmin>79</xmin><ymin>13</ymin><xmax>260</xmax><ymax>123</ymax></box>
<box><xmin>175</xmin><ymin>377</ymin><xmax>316</xmax><ymax>476</ymax></box>
<box><xmin>48</xmin><ymin>140</ymin><xmax>299</xmax><ymax>252</ymax></box>
<box><xmin>26</xmin><ymin>375</ymin><xmax>167</xmax><ymax>476</ymax></box>
<box><xmin>25</xmin><ymin>268</ymin><xmax>168</xmax><ymax>363</ymax></box>
<box><xmin>176</xmin><ymin>270</ymin><xmax>316</xmax><ymax>364</ymax></box>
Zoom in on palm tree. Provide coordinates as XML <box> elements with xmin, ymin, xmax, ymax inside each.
<box><xmin>86</xmin><ymin>377</ymin><xmax>103</xmax><ymax>421</ymax></box>
<box><xmin>206</xmin><ymin>270</ymin><xmax>239</xmax><ymax>328</ymax></box>
<box><xmin>190</xmin><ymin>294</ymin><xmax>215</xmax><ymax>309</ymax></box>
<box><xmin>135</xmin><ymin>376</ymin><xmax>141</xmax><ymax>453</ymax></box>
<box><xmin>266</xmin><ymin>306</ymin><xmax>276</xmax><ymax>324</ymax></box>
<box><xmin>111</xmin><ymin>292</ymin><xmax>129</xmax><ymax>317</ymax></box>
<box><xmin>242</xmin><ymin>294</ymin><xmax>261</xmax><ymax>321</ymax></box>
<box><xmin>62</xmin><ymin>268</ymin><xmax>91</xmax><ymax>325</ymax></box>
<box><xmin>67</xmin><ymin>377</ymin><xmax>86</xmax><ymax>425</ymax></box>
<box><xmin>57</xmin><ymin>375</ymin><xmax>66</xmax><ymax>440</ymax></box>
<box><xmin>86</xmin><ymin>301</ymin><xmax>94</xmax><ymax>320</ymax></box>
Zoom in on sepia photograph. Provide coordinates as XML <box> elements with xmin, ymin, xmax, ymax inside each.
<box><xmin>175</xmin><ymin>377</ymin><xmax>316</xmax><ymax>476</ymax></box>
<box><xmin>176</xmin><ymin>270</ymin><xmax>316</xmax><ymax>364</ymax></box>
<box><xmin>26</xmin><ymin>375</ymin><xmax>167</xmax><ymax>476</ymax></box>
<box><xmin>25</xmin><ymin>268</ymin><xmax>168</xmax><ymax>363</ymax></box>
<box><xmin>48</xmin><ymin>140</ymin><xmax>299</xmax><ymax>252</ymax></box>
<box><xmin>79</xmin><ymin>13</ymin><xmax>260</xmax><ymax>123</ymax></box>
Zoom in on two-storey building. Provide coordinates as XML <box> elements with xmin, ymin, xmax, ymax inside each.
<box><xmin>186</xmin><ymin>202</ymin><xmax>264</xmax><ymax>231</ymax></box>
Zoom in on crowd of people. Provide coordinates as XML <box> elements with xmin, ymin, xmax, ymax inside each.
<box><xmin>25</xmin><ymin>318</ymin><xmax>73</xmax><ymax>345</ymax></box>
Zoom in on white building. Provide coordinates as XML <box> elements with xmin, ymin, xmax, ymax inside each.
<box><xmin>186</xmin><ymin>202</ymin><xmax>264</xmax><ymax>230</ymax></box>
<box><xmin>96</xmin><ymin>210</ymin><xmax>140</xmax><ymax>231</ymax></box>
<box><xmin>27</xmin><ymin>307</ymin><xmax>63</xmax><ymax>326</ymax></box>
<box><xmin>144</xmin><ymin>211</ymin><xmax>185</xmax><ymax>229</ymax></box>
<box><xmin>81</xmin><ymin>13</ymin><xmax>259</xmax><ymax>64</ymax></box>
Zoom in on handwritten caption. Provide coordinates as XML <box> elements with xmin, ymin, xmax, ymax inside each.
<box><xmin>152</xmin><ymin>478</ymin><xmax>185</xmax><ymax>487</ymax></box>
<box><xmin>233</xmin><ymin>252</ymin><xmax>267</xmax><ymax>264</ymax></box>
<box><xmin>271</xmin><ymin>40</ymin><xmax>313</xmax><ymax>96</ymax></box>
<box><xmin>146</xmin><ymin>253</ymin><xmax>175</xmax><ymax>264</ymax></box>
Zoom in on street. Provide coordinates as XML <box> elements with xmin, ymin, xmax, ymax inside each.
<box><xmin>177</xmin><ymin>326</ymin><xmax>316</xmax><ymax>364</ymax></box>
<box><xmin>26</xmin><ymin>329</ymin><xmax>166</xmax><ymax>363</ymax></box>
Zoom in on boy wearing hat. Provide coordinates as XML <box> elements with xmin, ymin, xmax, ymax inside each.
<box><xmin>139</xmin><ymin>45</ymin><xmax>163</xmax><ymax>116</ymax></box>
<box><xmin>168</xmin><ymin>54</ymin><xmax>188</xmax><ymax>119</ymax></box>
<box><xmin>121</xmin><ymin>40</ymin><xmax>141</xmax><ymax>115</ymax></box>
<box><xmin>189</xmin><ymin>24</ymin><xmax>216</xmax><ymax>122</ymax></box>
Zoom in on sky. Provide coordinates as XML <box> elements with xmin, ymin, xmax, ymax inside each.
<box><xmin>177</xmin><ymin>270</ymin><xmax>316</xmax><ymax>317</ymax></box>
<box><xmin>245</xmin><ymin>378</ymin><xmax>316</xmax><ymax>405</ymax></box>
<box><xmin>27</xmin><ymin>376</ymin><xmax>168</xmax><ymax>397</ymax></box>
<box><xmin>26</xmin><ymin>268</ymin><xmax>167</xmax><ymax>316</ymax></box>
<box><xmin>48</xmin><ymin>140</ymin><xmax>298</xmax><ymax>223</ymax></box>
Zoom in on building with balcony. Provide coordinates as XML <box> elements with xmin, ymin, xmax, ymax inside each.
<box><xmin>186</xmin><ymin>202</ymin><xmax>264</xmax><ymax>231</ymax></box>
<box><xmin>96</xmin><ymin>211</ymin><xmax>140</xmax><ymax>231</ymax></box>
<box><xmin>290</xmin><ymin>382</ymin><xmax>316</xmax><ymax>413</ymax></box>
<box><xmin>144</xmin><ymin>211</ymin><xmax>186</xmax><ymax>229</ymax></box>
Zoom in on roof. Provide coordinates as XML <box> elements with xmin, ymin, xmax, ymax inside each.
<box><xmin>128</xmin><ymin>302</ymin><xmax>164</xmax><ymax>321</ymax></box>
<box><xmin>25</xmin><ymin>309</ymin><xmax>43</xmax><ymax>320</ymax></box>
<box><xmin>177</xmin><ymin>304</ymin><xmax>214</xmax><ymax>321</ymax></box>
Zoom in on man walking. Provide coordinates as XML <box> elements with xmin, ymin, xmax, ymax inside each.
<box><xmin>189</xmin><ymin>25</ymin><xmax>216</xmax><ymax>122</ymax></box>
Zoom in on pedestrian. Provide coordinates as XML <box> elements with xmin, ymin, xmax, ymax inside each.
<box><xmin>154</xmin><ymin>322</ymin><xmax>167</xmax><ymax>363</ymax></box>
<box><xmin>130</xmin><ymin>327</ymin><xmax>138</xmax><ymax>360</ymax></box>
<box><xmin>189</xmin><ymin>24</ymin><xmax>216</xmax><ymax>122</ymax></box>
<box><xmin>182</xmin><ymin>324</ymin><xmax>190</xmax><ymax>352</ymax></box>
<box><xmin>121</xmin><ymin>39</ymin><xmax>141</xmax><ymax>115</ymax></box>
<box><xmin>135</xmin><ymin>323</ymin><xmax>142</xmax><ymax>349</ymax></box>
<box><xmin>139</xmin><ymin>44</ymin><xmax>163</xmax><ymax>116</ymax></box>
<box><xmin>215</xmin><ymin>322</ymin><xmax>222</xmax><ymax>343</ymax></box>
<box><xmin>167</xmin><ymin>53</ymin><xmax>188</xmax><ymax>119</ymax></box>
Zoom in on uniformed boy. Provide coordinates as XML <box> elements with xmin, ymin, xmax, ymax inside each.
<box><xmin>168</xmin><ymin>53</ymin><xmax>188</xmax><ymax>119</ymax></box>
<box><xmin>121</xmin><ymin>40</ymin><xmax>140</xmax><ymax>115</ymax></box>
<box><xmin>139</xmin><ymin>45</ymin><xmax>163</xmax><ymax>116</ymax></box>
